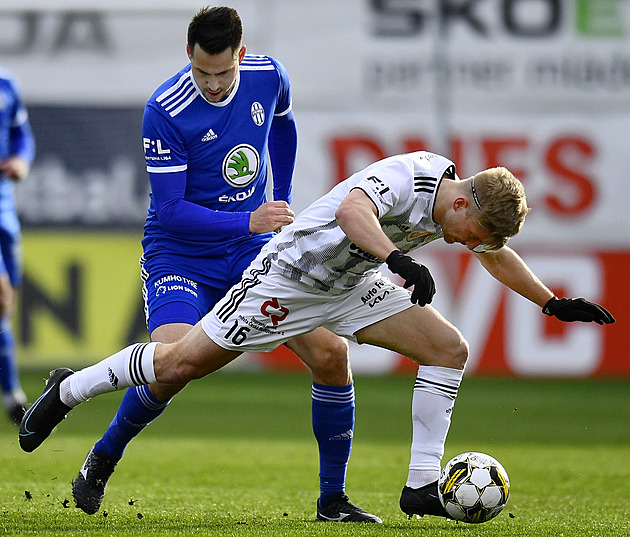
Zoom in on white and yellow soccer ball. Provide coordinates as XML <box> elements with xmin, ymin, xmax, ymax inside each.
<box><xmin>438</xmin><ymin>451</ymin><xmax>510</xmax><ymax>524</ymax></box>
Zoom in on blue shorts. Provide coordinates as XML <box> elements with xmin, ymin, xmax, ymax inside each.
<box><xmin>141</xmin><ymin>236</ymin><xmax>266</xmax><ymax>334</ymax></box>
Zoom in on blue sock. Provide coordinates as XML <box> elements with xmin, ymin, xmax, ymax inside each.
<box><xmin>0</xmin><ymin>317</ymin><xmax>19</xmax><ymax>394</ymax></box>
<box><xmin>94</xmin><ymin>385</ymin><xmax>170</xmax><ymax>460</ymax></box>
<box><xmin>312</xmin><ymin>382</ymin><xmax>355</xmax><ymax>507</ymax></box>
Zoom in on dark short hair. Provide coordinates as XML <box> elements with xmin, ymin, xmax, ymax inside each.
<box><xmin>187</xmin><ymin>6</ymin><xmax>242</xmax><ymax>56</ymax></box>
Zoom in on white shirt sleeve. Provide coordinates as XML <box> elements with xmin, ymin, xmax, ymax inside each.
<box><xmin>352</xmin><ymin>159</ymin><xmax>415</xmax><ymax>218</ymax></box>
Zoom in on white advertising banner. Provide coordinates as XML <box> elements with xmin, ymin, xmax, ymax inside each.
<box><xmin>1</xmin><ymin>1</ymin><xmax>628</xmax><ymax>110</ymax></box>
<box><xmin>291</xmin><ymin>109</ymin><xmax>630</xmax><ymax>246</ymax></box>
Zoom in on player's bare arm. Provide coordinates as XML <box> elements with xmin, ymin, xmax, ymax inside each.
<box><xmin>473</xmin><ymin>247</ymin><xmax>554</xmax><ymax>307</ymax></box>
<box><xmin>335</xmin><ymin>188</ymin><xmax>397</xmax><ymax>261</ymax></box>
<box><xmin>336</xmin><ymin>188</ymin><xmax>436</xmax><ymax>306</ymax></box>
<box><xmin>474</xmin><ymin>247</ymin><xmax>614</xmax><ymax>325</ymax></box>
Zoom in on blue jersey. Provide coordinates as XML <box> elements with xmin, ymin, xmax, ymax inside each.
<box><xmin>0</xmin><ymin>68</ymin><xmax>35</xmax><ymax>227</ymax></box>
<box><xmin>141</xmin><ymin>54</ymin><xmax>295</xmax><ymax>284</ymax></box>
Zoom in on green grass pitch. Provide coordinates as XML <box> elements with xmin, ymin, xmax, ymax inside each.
<box><xmin>2</xmin><ymin>369</ymin><xmax>629</xmax><ymax>536</ymax></box>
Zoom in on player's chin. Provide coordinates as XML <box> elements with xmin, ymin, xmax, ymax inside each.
<box><xmin>205</xmin><ymin>91</ymin><xmax>224</xmax><ymax>101</ymax></box>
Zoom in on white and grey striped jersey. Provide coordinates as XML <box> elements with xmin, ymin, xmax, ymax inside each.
<box><xmin>260</xmin><ymin>151</ymin><xmax>457</xmax><ymax>294</ymax></box>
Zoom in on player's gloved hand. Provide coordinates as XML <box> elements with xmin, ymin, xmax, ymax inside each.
<box><xmin>542</xmin><ymin>297</ymin><xmax>615</xmax><ymax>325</ymax></box>
<box><xmin>386</xmin><ymin>250</ymin><xmax>436</xmax><ymax>306</ymax></box>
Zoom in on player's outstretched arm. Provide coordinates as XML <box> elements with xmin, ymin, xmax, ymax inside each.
<box><xmin>474</xmin><ymin>246</ymin><xmax>555</xmax><ymax>307</ymax></box>
<box><xmin>475</xmin><ymin>247</ymin><xmax>615</xmax><ymax>325</ymax></box>
<box><xmin>542</xmin><ymin>297</ymin><xmax>615</xmax><ymax>325</ymax></box>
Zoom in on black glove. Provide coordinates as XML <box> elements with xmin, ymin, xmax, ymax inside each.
<box><xmin>386</xmin><ymin>250</ymin><xmax>436</xmax><ymax>306</ymax></box>
<box><xmin>542</xmin><ymin>297</ymin><xmax>615</xmax><ymax>325</ymax></box>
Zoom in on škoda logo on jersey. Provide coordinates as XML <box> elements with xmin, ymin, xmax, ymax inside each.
<box><xmin>260</xmin><ymin>297</ymin><xmax>289</xmax><ymax>326</ymax></box>
<box><xmin>222</xmin><ymin>144</ymin><xmax>260</xmax><ymax>188</ymax></box>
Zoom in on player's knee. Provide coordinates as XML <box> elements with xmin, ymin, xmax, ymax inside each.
<box><xmin>308</xmin><ymin>336</ymin><xmax>351</xmax><ymax>386</ymax></box>
<box><xmin>155</xmin><ymin>343</ymin><xmax>198</xmax><ymax>384</ymax></box>
<box><xmin>424</xmin><ymin>328</ymin><xmax>468</xmax><ymax>370</ymax></box>
<box><xmin>324</xmin><ymin>336</ymin><xmax>350</xmax><ymax>365</ymax></box>
<box><xmin>167</xmin><ymin>362</ymin><xmax>198</xmax><ymax>384</ymax></box>
<box><xmin>445</xmin><ymin>334</ymin><xmax>469</xmax><ymax>370</ymax></box>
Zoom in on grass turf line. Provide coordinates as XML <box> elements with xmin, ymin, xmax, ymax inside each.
<box><xmin>1</xmin><ymin>370</ymin><xmax>629</xmax><ymax>536</ymax></box>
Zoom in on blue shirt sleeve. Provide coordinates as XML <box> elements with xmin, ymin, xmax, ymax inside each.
<box><xmin>8</xmin><ymin>76</ymin><xmax>35</xmax><ymax>163</ymax></box>
<box><xmin>149</xmin><ymin>170</ymin><xmax>251</xmax><ymax>239</ymax></box>
<box><xmin>10</xmin><ymin>118</ymin><xmax>36</xmax><ymax>163</ymax></box>
<box><xmin>269</xmin><ymin>109</ymin><xmax>296</xmax><ymax>204</ymax></box>
<box><xmin>268</xmin><ymin>58</ymin><xmax>296</xmax><ymax>204</ymax></box>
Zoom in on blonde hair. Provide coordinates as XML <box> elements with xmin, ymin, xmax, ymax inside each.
<box><xmin>469</xmin><ymin>167</ymin><xmax>531</xmax><ymax>251</ymax></box>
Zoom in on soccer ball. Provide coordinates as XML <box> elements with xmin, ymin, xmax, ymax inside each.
<box><xmin>438</xmin><ymin>451</ymin><xmax>510</xmax><ymax>524</ymax></box>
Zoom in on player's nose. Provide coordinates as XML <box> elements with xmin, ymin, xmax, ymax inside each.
<box><xmin>206</xmin><ymin>76</ymin><xmax>220</xmax><ymax>91</ymax></box>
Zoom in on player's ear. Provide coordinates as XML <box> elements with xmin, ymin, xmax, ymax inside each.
<box><xmin>453</xmin><ymin>197</ymin><xmax>469</xmax><ymax>211</ymax></box>
<box><xmin>238</xmin><ymin>45</ymin><xmax>246</xmax><ymax>63</ymax></box>
<box><xmin>186</xmin><ymin>44</ymin><xmax>192</xmax><ymax>61</ymax></box>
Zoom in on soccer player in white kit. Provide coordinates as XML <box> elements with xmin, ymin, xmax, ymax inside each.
<box><xmin>21</xmin><ymin>151</ymin><xmax>614</xmax><ymax>519</ymax></box>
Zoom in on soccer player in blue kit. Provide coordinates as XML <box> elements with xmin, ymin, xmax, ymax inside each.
<box><xmin>67</xmin><ymin>6</ymin><xmax>379</xmax><ymax>523</ymax></box>
<box><xmin>0</xmin><ymin>68</ymin><xmax>35</xmax><ymax>425</ymax></box>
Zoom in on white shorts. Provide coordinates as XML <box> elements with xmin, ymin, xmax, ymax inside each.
<box><xmin>201</xmin><ymin>256</ymin><xmax>414</xmax><ymax>353</ymax></box>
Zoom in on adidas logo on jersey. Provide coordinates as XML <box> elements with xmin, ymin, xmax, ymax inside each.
<box><xmin>201</xmin><ymin>129</ymin><xmax>217</xmax><ymax>142</ymax></box>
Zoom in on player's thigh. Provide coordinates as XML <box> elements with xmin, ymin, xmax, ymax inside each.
<box><xmin>0</xmin><ymin>273</ymin><xmax>13</xmax><ymax>315</ymax></box>
<box><xmin>0</xmin><ymin>226</ymin><xmax>20</xmax><ymax>315</ymax></box>
<box><xmin>143</xmin><ymin>270</ymin><xmax>214</xmax><ymax>396</ymax></box>
<box><xmin>157</xmin><ymin>321</ymin><xmax>242</xmax><ymax>383</ymax></box>
<box><xmin>354</xmin><ymin>304</ymin><xmax>468</xmax><ymax>369</ymax></box>
<box><xmin>151</xmin><ymin>322</ymin><xmax>194</xmax><ymax>344</ymax></box>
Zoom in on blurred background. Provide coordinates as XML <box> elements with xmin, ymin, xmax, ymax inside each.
<box><xmin>1</xmin><ymin>0</ymin><xmax>628</xmax><ymax>377</ymax></box>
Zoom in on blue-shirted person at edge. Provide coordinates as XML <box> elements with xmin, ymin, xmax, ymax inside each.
<box><xmin>0</xmin><ymin>67</ymin><xmax>35</xmax><ymax>426</ymax></box>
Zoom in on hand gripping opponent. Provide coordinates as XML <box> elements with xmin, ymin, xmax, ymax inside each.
<box><xmin>542</xmin><ymin>297</ymin><xmax>615</xmax><ymax>325</ymax></box>
<box><xmin>386</xmin><ymin>250</ymin><xmax>436</xmax><ymax>306</ymax></box>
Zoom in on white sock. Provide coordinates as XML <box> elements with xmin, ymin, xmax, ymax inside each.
<box><xmin>406</xmin><ymin>365</ymin><xmax>463</xmax><ymax>489</ymax></box>
<box><xmin>59</xmin><ymin>342</ymin><xmax>158</xmax><ymax>408</ymax></box>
